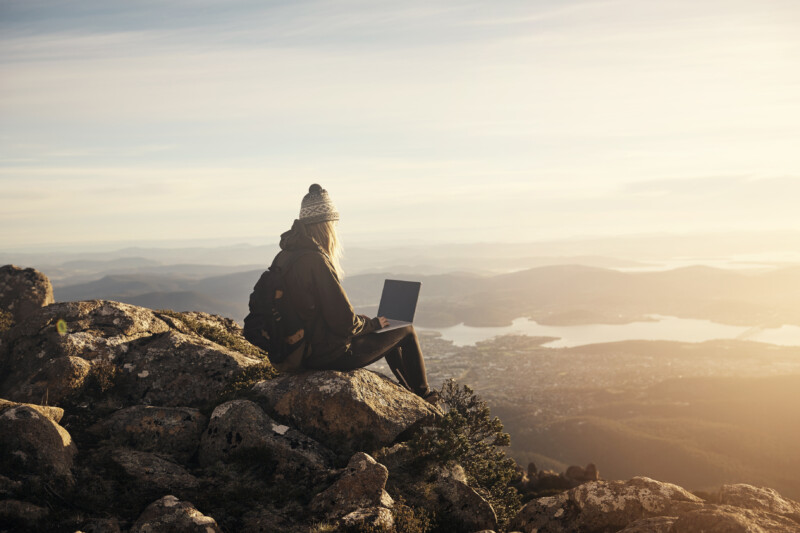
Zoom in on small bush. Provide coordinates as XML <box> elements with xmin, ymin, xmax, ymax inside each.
<box><xmin>157</xmin><ymin>309</ymin><xmax>268</xmax><ymax>360</ymax></box>
<box><xmin>409</xmin><ymin>379</ymin><xmax>522</xmax><ymax>528</ymax></box>
<box><xmin>0</xmin><ymin>309</ymin><xmax>14</xmax><ymax>332</ymax></box>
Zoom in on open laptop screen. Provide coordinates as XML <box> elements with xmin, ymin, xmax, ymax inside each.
<box><xmin>377</xmin><ymin>279</ymin><xmax>421</xmax><ymax>326</ymax></box>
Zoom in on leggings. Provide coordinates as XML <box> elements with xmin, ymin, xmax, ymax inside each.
<box><xmin>307</xmin><ymin>325</ymin><xmax>430</xmax><ymax>396</ymax></box>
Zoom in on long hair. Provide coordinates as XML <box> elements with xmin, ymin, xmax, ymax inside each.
<box><xmin>304</xmin><ymin>220</ymin><xmax>344</xmax><ymax>279</ymax></box>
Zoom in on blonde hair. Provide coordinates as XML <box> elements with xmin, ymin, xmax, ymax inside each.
<box><xmin>304</xmin><ymin>220</ymin><xmax>344</xmax><ymax>279</ymax></box>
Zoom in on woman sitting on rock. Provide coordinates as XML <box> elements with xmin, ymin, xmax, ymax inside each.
<box><xmin>254</xmin><ymin>184</ymin><xmax>438</xmax><ymax>404</ymax></box>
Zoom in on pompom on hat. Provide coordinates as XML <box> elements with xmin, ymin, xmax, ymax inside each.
<box><xmin>299</xmin><ymin>184</ymin><xmax>340</xmax><ymax>224</ymax></box>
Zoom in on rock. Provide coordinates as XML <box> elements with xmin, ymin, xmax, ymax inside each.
<box><xmin>565</xmin><ymin>465</ymin><xmax>585</xmax><ymax>480</ymax></box>
<box><xmin>719</xmin><ymin>483</ymin><xmax>800</xmax><ymax>522</ymax></box>
<box><xmin>310</xmin><ymin>452</ymin><xmax>394</xmax><ymax>518</ymax></box>
<box><xmin>199</xmin><ymin>399</ymin><xmax>333</xmax><ymax>474</ymax></box>
<box><xmin>341</xmin><ymin>506</ymin><xmax>395</xmax><ymax>530</ymax></box>
<box><xmin>0</xmin><ymin>473</ymin><xmax>23</xmax><ymax>497</ymax></box>
<box><xmin>94</xmin><ymin>405</ymin><xmax>207</xmax><ymax>463</ymax></box>
<box><xmin>6</xmin><ymin>355</ymin><xmax>92</xmax><ymax>405</ymax></box>
<box><xmin>0</xmin><ymin>300</ymin><xmax>264</xmax><ymax>409</ymax></box>
<box><xmin>130</xmin><ymin>495</ymin><xmax>222</xmax><ymax>533</ymax></box>
<box><xmin>77</xmin><ymin>517</ymin><xmax>122</xmax><ymax>533</ymax></box>
<box><xmin>618</xmin><ymin>516</ymin><xmax>678</xmax><ymax>532</ymax></box>
<box><xmin>0</xmin><ymin>397</ymin><xmax>64</xmax><ymax>423</ymax></box>
<box><xmin>252</xmin><ymin>369</ymin><xmax>438</xmax><ymax>455</ymax></box>
<box><xmin>0</xmin><ymin>265</ymin><xmax>54</xmax><ymax>323</ymax></box>
<box><xmin>110</xmin><ymin>448</ymin><xmax>200</xmax><ymax>491</ymax></box>
<box><xmin>670</xmin><ymin>504</ymin><xmax>800</xmax><ymax>532</ymax></box>
<box><xmin>510</xmin><ymin>477</ymin><xmax>704</xmax><ymax>533</ymax></box>
<box><xmin>0</xmin><ymin>404</ymin><xmax>77</xmax><ymax>482</ymax></box>
<box><xmin>436</xmin><ymin>464</ymin><xmax>498</xmax><ymax>531</ymax></box>
<box><xmin>0</xmin><ymin>499</ymin><xmax>49</xmax><ymax>528</ymax></box>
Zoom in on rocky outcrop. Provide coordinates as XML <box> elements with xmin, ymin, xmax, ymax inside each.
<box><xmin>511</xmin><ymin>477</ymin><xmax>800</xmax><ymax>533</ymax></box>
<box><xmin>91</xmin><ymin>405</ymin><xmax>207</xmax><ymax>463</ymax></box>
<box><xmin>667</xmin><ymin>505</ymin><xmax>800</xmax><ymax>532</ymax></box>
<box><xmin>0</xmin><ymin>397</ymin><xmax>64</xmax><ymax>423</ymax></box>
<box><xmin>109</xmin><ymin>448</ymin><xmax>200</xmax><ymax>491</ymax></box>
<box><xmin>719</xmin><ymin>483</ymin><xmax>800</xmax><ymax>523</ymax></box>
<box><xmin>0</xmin><ymin>300</ymin><xmax>264</xmax><ymax>408</ymax></box>
<box><xmin>130</xmin><ymin>495</ymin><xmax>221</xmax><ymax>533</ymax></box>
<box><xmin>199</xmin><ymin>399</ymin><xmax>333</xmax><ymax>474</ymax></box>
<box><xmin>252</xmin><ymin>369</ymin><xmax>439</xmax><ymax>455</ymax></box>
<box><xmin>0</xmin><ymin>403</ymin><xmax>77</xmax><ymax>483</ymax></box>
<box><xmin>311</xmin><ymin>452</ymin><xmax>394</xmax><ymax>517</ymax></box>
<box><xmin>0</xmin><ymin>499</ymin><xmax>49</xmax><ymax>530</ymax></box>
<box><xmin>510</xmin><ymin>476</ymin><xmax>704</xmax><ymax>532</ymax></box>
<box><xmin>0</xmin><ymin>265</ymin><xmax>54</xmax><ymax>323</ymax></box>
<box><xmin>435</xmin><ymin>464</ymin><xmax>498</xmax><ymax>531</ymax></box>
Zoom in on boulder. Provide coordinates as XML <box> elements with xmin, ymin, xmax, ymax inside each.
<box><xmin>719</xmin><ymin>483</ymin><xmax>800</xmax><ymax>523</ymax></box>
<box><xmin>198</xmin><ymin>399</ymin><xmax>333</xmax><ymax>474</ymax></box>
<box><xmin>0</xmin><ymin>499</ymin><xmax>49</xmax><ymax>529</ymax></box>
<box><xmin>0</xmin><ymin>404</ymin><xmax>77</xmax><ymax>482</ymax></box>
<box><xmin>76</xmin><ymin>517</ymin><xmax>122</xmax><ymax>533</ymax></box>
<box><xmin>130</xmin><ymin>495</ymin><xmax>222</xmax><ymax>533</ymax></box>
<box><xmin>110</xmin><ymin>448</ymin><xmax>200</xmax><ymax>491</ymax></box>
<box><xmin>341</xmin><ymin>506</ymin><xmax>395</xmax><ymax>530</ymax></box>
<box><xmin>94</xmin><ymin>405</ymin><xmax>207</xmax><ymax>463</ymax></box>
<box><xmin>510</xmin><ymin>477</ymin><xmax>704</xmax><ymax>533</ymax></box>
<box><xmin>0</xmin><ymin>398</ymin><xmax>64</xmax><ymax>423</ymax></box>
<box><xmin>0</xmin><ymin>265</ymin><xmax>54</xmax><ymax>323</ymax></box>
<box><xmin>435</xmin><ymin>464</ymin><xmax>498</xmax><ymax>531</ymax></box>
<box><xmin>6</xmin><ymin>355</ymin><xmax>92</xmax><ymax>405</ymax></box>
<box><xmin>669</xmin><ymin>505</ymin><xmax>800</xmax><ymax>532</ymax></box>
<box><xmin>310</xmin><ymin>452</ymin><xmax>394</xmax><ymax>518</ymax></box>
<box><xmin>0</xmin><ymin>300</ymin><xmax>264</xmax><ymax>409</ymax></box>
<box><xmin>252</xmin><ymin>369</ymin><xmax>438</xmax><ymax>455</ymax></box>
<box><xmin>618</xmin><ymin>516</ymin><xmax>678</xmax><ymax>532</ymax></box>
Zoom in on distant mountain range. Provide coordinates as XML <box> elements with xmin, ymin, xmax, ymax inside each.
<box><xmin>52</xmin><ymin>264</ymin><xmax>800</xmax><ymax>328</ymax></box>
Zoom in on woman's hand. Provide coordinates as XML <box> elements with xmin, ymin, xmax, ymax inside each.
<box><xmin>378</xmin><ymin>316</ymin><xmax>390</xmax><ymax>328</ymax></box>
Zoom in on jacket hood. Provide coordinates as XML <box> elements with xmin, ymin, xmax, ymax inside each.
<box><xmin>279</xmin><ymin>219</ymin><xmax>322</xmax><ymax>252</ymax></box>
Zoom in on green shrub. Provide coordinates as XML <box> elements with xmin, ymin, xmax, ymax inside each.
<box><xmin>409</xmin><ymin>379</ymin><xmax>522</xmax><ymax>529</ymax></box>
<box><xmin>0</xmin><ymin>309</ymin><xmax>13</xmax><ymax>332</ymax></box>
<box><xmin>157</xmin><ymin>309</ymin><xmax>268</xmax><ymax>360</ymax></box>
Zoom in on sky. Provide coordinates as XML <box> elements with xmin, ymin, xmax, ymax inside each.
<box><xmin>1</xmin><ymin>0</ymin><xmax>799</xmax><ymax>250</ymax></box>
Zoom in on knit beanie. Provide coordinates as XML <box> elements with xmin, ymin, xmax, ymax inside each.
<box><xmin>299</xmin><ymin>184</ymin><xmax>340</xmax><ymax>224</ymax></box>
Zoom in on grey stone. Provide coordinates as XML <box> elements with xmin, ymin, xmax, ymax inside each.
<box><xmin>95</xmin><ymin>405</ymin><xmax>207</xmax><ymax>463</ymax></box>
<box><xmin>310</xmin><ymin>452</ymin><xmax>394</xmax><ymax>519</ymax></box>
<box><xmin>719</xmin><ymin>483</ymin><xmax>800</xmax><ymax>522</ymax></box>
<box><xmin>0</xmin><ymin>265</ymin><xmax>54</xmax><ymax>323</ymax></box>
<box><xmin>618</xmin><ymin>515</ymin><xmax>678</xmax><ymax>532</ymax></box>
<box><xmin>110</xmin><ymin>448</ymin><xmax>200</xmax><ymax>490</ymax></box>
<box><xmin>510</xmin><ymin>476</ymin><xmax>704</xmax><ymax>533</ymax></box>
<box><xmin>130</xmin><ymin>495</ymin><xmax>222</xmax><ymax>533</ymax></box>
<box><xmin>0</xmin><ymin>300</ymin><xmax>264</xmax><ymax>409</ymax></box>
<box><xmin>198</xmin><ymin>399</ymin><xmax>333</xmax><ymax>473</ymax></box>
<box><xmin>0</xmin><ymin>397</ymin><xmax>64</xmax><ymax>423</ymax></box>
<box><xmin>0</xmin><ymin>499</ymin><xmax>49</xmax><ymax>528</ymax></box>
<box><xmin>340</xmin><ymin>507</ymin><xmax>395</xmax><ymax>530</ymax></box>
<box><xmin>252</xmin><ymin>369</ymin><xmax>438</xmax><ymax>455</ymax></box>
<box><xmin>670</xmin><ymin>504</ymin><xmax>800</xmax><ymax>532</ymax></box>
<box><xmin>0</xmin><ymin>404</ymin><xmax>77</xmax><ymax>482</ymax></box>
<box><xmin>436</xmin><ymin>464</ymin><xmax>498</xmax><ymax>531</ymax></box>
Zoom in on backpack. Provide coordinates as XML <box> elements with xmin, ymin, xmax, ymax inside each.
<box><xmin>243</xmin><ymin>250</ymin><xmax>318</xmax><ymax>366</ymax></box>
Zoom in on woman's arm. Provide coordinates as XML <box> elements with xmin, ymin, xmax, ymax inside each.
<box><xmin>311</xmin><ymin>256</ymin><xmax>381</xmax><ymax>338</ymax></box>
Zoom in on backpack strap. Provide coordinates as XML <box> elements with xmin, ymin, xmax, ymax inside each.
<box><xmin>271</xmin><ymin>249</ymin><xmax>321</xmax><ymax>364</ymax></box>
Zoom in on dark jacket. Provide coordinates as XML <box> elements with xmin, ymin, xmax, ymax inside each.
<box><xmin>273</xmin><ymin>220</ymin><xmax>380</xmax><ymax>366</ymax></box>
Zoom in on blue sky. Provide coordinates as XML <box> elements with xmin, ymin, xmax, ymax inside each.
<box><xmin>1</xmin><ymin>0</ymin><xmax>799</xmax><ymax>249</ymax></box>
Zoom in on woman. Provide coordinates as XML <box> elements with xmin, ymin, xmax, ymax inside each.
<box><xmin>271</xmin><ymin>184</ymin><xmax>438</xmax><ymax>404</ymax></box>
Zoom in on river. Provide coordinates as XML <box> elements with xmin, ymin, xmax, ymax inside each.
<box><xmin>417</xmin><ymin>315</ymin><xmax>800</xmax><ymax>348</ymax></box>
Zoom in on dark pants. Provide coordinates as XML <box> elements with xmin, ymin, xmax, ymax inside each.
<box><xmin>306</xmin><ymin>325</ymin><xmax>430</xmax><ymax>396</ymax></box>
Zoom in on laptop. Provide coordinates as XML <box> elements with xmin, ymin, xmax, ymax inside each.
<box><xmin>375</xmin><ymin>279</ymin><xmax>421</xmax><ymax>333</ymax></box>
